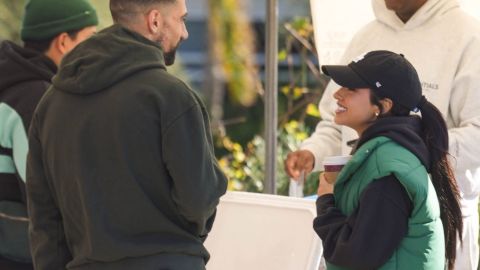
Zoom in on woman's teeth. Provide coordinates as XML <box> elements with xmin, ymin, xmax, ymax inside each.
<box><xmin>336</xmin><ymin>105</ymin><xmax>347</xmax><ymax>113</ymax></box>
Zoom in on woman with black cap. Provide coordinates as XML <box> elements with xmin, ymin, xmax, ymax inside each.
<box><xmin>313</xmin><ymin>50</ymin><xmax>462</xmax><ymax>270</ymax></box>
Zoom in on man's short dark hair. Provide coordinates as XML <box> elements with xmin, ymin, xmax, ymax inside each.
<box><xmin>110</xmin><ymin>0</ymin><xmax>177</xmax><ymax>24</ymax></box>
<box><xmin>23</xmin><ymin>29</ymin><xmax>82</xmax><ymax>53</ymax></box>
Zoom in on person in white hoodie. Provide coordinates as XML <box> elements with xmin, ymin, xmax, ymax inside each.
<box><xmin>285</xmin><ymin>0</ymin><xmax>480</xmax><ymax>269</ymax></box>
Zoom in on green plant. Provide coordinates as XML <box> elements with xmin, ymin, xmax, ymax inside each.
<box><xmin>215</xmin><ymin>16</ymin><xmax>327</xmax><ymax>196</ymax></box>
<box><xmin>218</xmin><ymin>120</ymin><xmax>319</xmax><ymax>195</ymax></box>
<box><xmin>278</xmin><ymin>17</ymin><xmax>329</xmax><ymax>127</ymax></box>
<box><xmin>208</xmin><ymin>0</ymin><xmax>259</xmax><ymax>108</ymax></box>
<box><xmin>0</xmin><ymin>1</ymin><xmax>25</xmax><ymax>43</ymax></box>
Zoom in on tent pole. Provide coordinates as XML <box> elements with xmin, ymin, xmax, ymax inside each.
<box><xmin>264</xmin><ymin>0</ymin><xmax>278</xmax><ymax>194</ymax></box>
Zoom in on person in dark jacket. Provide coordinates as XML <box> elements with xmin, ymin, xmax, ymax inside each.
<box><xmin>313</xmin><ymin>51</ymin><xmax>463</xmax><ymax>270</ymax></box>
<box><xmin>26</xmin><ymin>0</ymin><xmax>228</xmax><ymax>269</ymax></box>
<box><xmin>0</xmin><ymin>0</ymin><xmax>97</xmax><ymax>268</ymax></box>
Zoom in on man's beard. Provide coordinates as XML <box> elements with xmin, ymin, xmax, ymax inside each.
<box><xmin>164</xmin><ymin>49</ymin><xmax>177</xmax><ymax>66</ymax></box>
<box><xmin>164</xmin><ymin>40</ymin><xmax>182</xmax><ymax>66</ymax></box>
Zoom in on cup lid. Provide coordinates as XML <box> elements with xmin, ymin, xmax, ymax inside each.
<box><xmin>323</xmin><ymin>155</ymin><xmax>351</xmax><ymax>166</ymax></box>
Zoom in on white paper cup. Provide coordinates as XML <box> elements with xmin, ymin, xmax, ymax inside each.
<box><xmin>322</xmin><ymin>155</ymin><xmax>351</xmax><ymax>184</ymax></box>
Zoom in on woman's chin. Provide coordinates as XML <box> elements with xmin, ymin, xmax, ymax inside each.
<box><xmin>334</xmin><ymin>116</ymin><xmax>345</xmax><ymax>126</ymax></box>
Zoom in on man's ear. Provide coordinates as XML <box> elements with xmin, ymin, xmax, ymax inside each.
<box><xmin>44</xmin><ymin>33</ymin><xmax>70</xmax><ymax>66</ymax></box>
<box><xmin>379</xmin><ymin>98</ymin><xmax>393</xmax><ymax>114</ymax></box>
<box><xmin>52</xmin><ymin>33</ymin><xmax>70</xmax><ymax>55</ymax></box>
<box><xmin>146</xmin><ymin>9</ymin><xmax>163</xmax><ymax>34</ymax></box>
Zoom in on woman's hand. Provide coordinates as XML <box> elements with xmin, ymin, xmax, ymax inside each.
<box><xmin>317</xmin><ymin>172</ymin><xmax>334</xmax><ymax>196</ymax></box>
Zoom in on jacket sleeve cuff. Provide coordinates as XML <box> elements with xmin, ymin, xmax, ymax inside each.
<box><xmin>316</xmin><ymin>194</ymin><xmax>335</xmax><ymax>215</ymax></box>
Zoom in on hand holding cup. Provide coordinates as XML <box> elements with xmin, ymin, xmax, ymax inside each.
<box><xmin>322</xmin><ymin>155</ymin><xmax>351</xmax><ymax>184</ymax></box>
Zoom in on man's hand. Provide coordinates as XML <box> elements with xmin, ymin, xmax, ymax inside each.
<box><xmin>284</xmin><ymin>150</ymin><xmax>315</xmax><ymax>180</ymax></box>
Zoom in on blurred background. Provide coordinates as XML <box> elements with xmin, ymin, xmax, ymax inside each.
<box><xmin>1</xmin><ymin>0</ymin><xmax>328</xmax><ymax>196</ymax></box>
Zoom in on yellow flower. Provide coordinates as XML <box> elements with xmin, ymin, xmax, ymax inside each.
<box><xmin>306</xmin><ymin>103</ymin><xmax>321</xmax><ymax>118</ymax></box>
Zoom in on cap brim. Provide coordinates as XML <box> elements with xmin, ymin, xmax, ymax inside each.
<box><xmin>321</xmin><ymin>65</ymin><xmax>370</xmax><ymax>89</ymax></box>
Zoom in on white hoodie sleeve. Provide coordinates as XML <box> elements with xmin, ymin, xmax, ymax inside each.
<box><xmin>447</xmin><ymin>34</ymin><xmax>480</xmax><ymax>199</ymax></box>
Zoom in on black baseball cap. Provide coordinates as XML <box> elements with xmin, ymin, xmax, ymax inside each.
<box><xmin>321</xmin><ymin>50</ymin><xmax>422</xmax><ymax>111</ymax></box>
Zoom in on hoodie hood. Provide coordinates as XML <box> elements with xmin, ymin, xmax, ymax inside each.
<box><xmin>355</xmin><ymin>116</ymin><xmax>431</xmax><ymax>171</ymax></box>
<box><xmin>53</xmin><ymin>24</ymin><xmax>166</xmax><ymax>95</ymax></box>
<box><xmin>0</xmin><ymin>41</ymin><xmax>56</xmax><ymax>92</ymax></box>
<box><xmin>372</xmin><ymin>0</ymin><xmax>460</xmax><ymax>30</ymax></box>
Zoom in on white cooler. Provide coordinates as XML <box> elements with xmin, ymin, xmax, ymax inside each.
<box><xmin>205</xmin><ymin>191</ymin><xmax>322</xmax><ymax>270</ymax></box>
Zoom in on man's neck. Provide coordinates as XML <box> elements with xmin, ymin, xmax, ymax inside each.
<box><xmin>395</xmin><ymin>0</ymin><xmax>428</xmax><ymax>23</ymax></box>
<box><xmin>44</xmin><ymin>50</ymin><xmax>60</xmax><ymax>67</ymax></box>
<box><xmin>396</xmin><ymin>11</ymin><xmax>415</xmax><ymax>23</ymax></box>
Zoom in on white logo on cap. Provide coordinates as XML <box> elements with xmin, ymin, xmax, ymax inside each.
<box><xmin>376</xmin><ymin>82</ymin><xmax>382</xmax><ymax>88</ymax></box>
<box><xmin>353</xmin><ymin>52</ymin><xmax>367</xmax><ymax>63</ymax></box>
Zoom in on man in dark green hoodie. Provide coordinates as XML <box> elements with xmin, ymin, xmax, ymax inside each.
<box><xmin>0</xmin><ymin>0</ymin><xmax>98</xmax><ymax>269</ymax></box>
<box><xmin>26</xmin><ymin>0</ymin><xmax>228</xmax><ymax>269</ymax></box>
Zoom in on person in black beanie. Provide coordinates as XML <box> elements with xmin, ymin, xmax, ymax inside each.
<box><xmin>0</xmin><ymin>0</ymin><xmax>98</xmax><ymax>268</ymax></box>
<box><xmin>313</xmin><ymin>50</ymin><xmax>463</xmax><ymax>270</ymax></box>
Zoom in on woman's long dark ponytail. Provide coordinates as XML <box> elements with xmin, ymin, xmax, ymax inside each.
<box><xmin>415</xmin><ymin>99</ymin><xmax>462</xmax><ymax>270</ymax></box>
<box><xmin>387</xmin><ymin>97</ymin><xmax>463</xmax><ymax>270</ymax></box>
